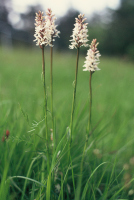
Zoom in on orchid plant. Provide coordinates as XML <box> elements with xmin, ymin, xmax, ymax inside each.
<box><xmin>34</xmin><ymin>9</ymin><xmax>101</xmax><ymax>199</ymax></box>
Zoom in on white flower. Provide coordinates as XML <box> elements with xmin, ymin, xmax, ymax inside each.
<box><xmin>34</xmin><ymin>9</ymin><xmax>60</xmax><ymax>47</ymax></box>
<box><xmin>34</xmin><ymin>11</ymin><xmax>50</xmax><ymax>47</ymax></box>
<box><xmin>83</xmin><ymin>39</ymin><xmax>101</xmax><ymax>72</ymax></box>
<box><xmin>45</xmin><ymin>8</ymin><xmax>60</xmax><ymax>46</ymax></box>
<box><xmin>69</xmin><ymin>14</ymin><xmax>89</xmax><ymax>49</ymax></box>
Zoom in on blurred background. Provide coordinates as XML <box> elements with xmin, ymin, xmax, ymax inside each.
<box><xmin>0</xmin><ymin>0</ymin><xmax>134</xmax><ymax>59</ymax></box>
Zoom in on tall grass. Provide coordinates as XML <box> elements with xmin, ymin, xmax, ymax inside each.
<box><xmin>0</xmin><ymin>47</ymin><xmax>134</xmax><ymax>199</ymax></box>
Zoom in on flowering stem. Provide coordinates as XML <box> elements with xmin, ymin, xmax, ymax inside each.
<box><xmin>70</xmin><ymin>47</ymin><xmax>80</xmax><ymax>142</ymax></box>
<box><xmin>42</xmin><ymin>46</ymin><xmax>50</xmax><ymax>173</ymax></box>
<box><xmin>50</xmin><ymin>45</ymin><xmax>53</xmax><ymax>122</ymax></box>
<box><xmin>76</xmin><ymin>71</ymin><xmax>93</xmax><ymax>198</ymax></box>
<box><xmin>88</xmin><ymin>71</ymin><xmax>93</xmax><ymax>134</ymax></box>
<box><xmin>67</xmin><ymin>47</ymin><xmax>80</xmax><ymax>195</ymax></box>
<box><xmin>50</xmin><ymin>41</ymin><xmax>55</xmax><ymax>149</ymax></box>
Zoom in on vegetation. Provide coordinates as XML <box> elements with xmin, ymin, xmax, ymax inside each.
<box><xmin>0</xmin><ymin>47</ymin><xmax>134</xmax><ymax>199</ymax></box>
<box><xmin>1</xmin><ymin>0</ymin><xmax>134</xmax><ymax>59</ymax></box>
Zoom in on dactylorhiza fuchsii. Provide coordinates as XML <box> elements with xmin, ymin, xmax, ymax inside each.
<box><xmin>45</xmin><ymin>8</ymin><xmax>60</xmax><ymax>45</ymax></box>
<box><xmin>83</xmin><ymin>39</ymin><xmax>101</xmax><ymax>72</ymax></box>
<box><xmin>34</xmin><ymin>9</ymin><xmax>60</xmax><ymax>47</ymax></box>
<box><xmin>68</xmin><ymin>13</ymin><xmax>89</xmax><ymax>143</ymax></box>
<box><xmin>78</xmin><ymin>40</ymin><xmax>101</xmax><ymax>198</ymax></box>
<box><xmin>67</xmin><ymin>14</ymin><xmax>89</xmax><ymax>185</ymax></box>
<box><xmin>69</xmin><ymin>14</ymin><xmax>89</xmax><ymax>49</ymax></box>
<box><xmin>33</xmin><ymin>9</ymin><xmax>60</xmax><ymax>174</ymax></box>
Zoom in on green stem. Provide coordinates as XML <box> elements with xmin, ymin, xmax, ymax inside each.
<box><xmin>70</xmin><ymin>47</ymin><xmax>80</xmax><ymax>142</ymax></box>
<box><xmin>50</xmin><ymin>45</ymin><xmax>53</xmax><ymax>125</ymax></box>
<box><xmin>67</xmin><ymin>47</ymin><xmax>80</xmax><ymax>195</ymax></box>
<box><xmin>76</xmin><ymin>71</ymin><xmax>93</xmax><ymax>199</ymax></box>
<box><xmin>88</xmin><ymin>71</ymin><xmax>92</xmax><ymax>134</ymax></box>
<box><xmin>50</xmin><ymin>41</ymin><xmax>55</xmax><ymax>188</ymax></box>
<box><xmin>42</xmin><ymin>46</ymin><xmax>50</xmax><ymax>173</ymax></box>
<box><xmin>84</xmin><ymin>70</ymin><xmax>93</xmax><ymax>158</ymax></box>
<box><xmin>50</xmin><ymin>42</ymin><xmax>55</xmax><ymax>149</ymax></box>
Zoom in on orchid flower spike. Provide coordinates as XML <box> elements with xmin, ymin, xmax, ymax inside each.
<box><xmin>83</xmin><ymin>39</ymin><xmax>101</xmax><ymax>72</ymax></box>
<box><xmin>34</xmin><ymin>9</ymin><xmax>60</xmax><ymax>47</ymax></box>
<box><xmin>69</xmin><ymin>14</ymin><xmax>89</xmax><ymax>49</ymax></box>
<box><xmin>45</xmin><ymin>8</ymin><xmax>60</xmax><ymax>46</ymax></box>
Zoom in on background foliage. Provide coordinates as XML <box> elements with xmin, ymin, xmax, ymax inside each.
<box><xmin>0</xmin><ymin>0</ymin><xmax>134</xmax><ymax>58</ymax></box>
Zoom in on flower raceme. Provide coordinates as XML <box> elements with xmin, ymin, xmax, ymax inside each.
<box><xmin>34</xmin><ymin>11</ymin><xmax>47</xmax><ymax>46</ymax></box>
<box><xmin>69</xmin><ymin>14</ymin><xmax>89</xmax><ymax>49</ymax></box>
<box><xmin>83</xmin><ymin>39</ymin><xmax>101</xmax><ymax>72</ymax></box>
<box><xmin>45</xmin><ymin>8</ymin><xmax>60</xmax><ymax>45</ymax></box>
<box><xmin>34</xmin><ymin>9</ymin><xmax>60</xmax><ymax>47</ymax></box>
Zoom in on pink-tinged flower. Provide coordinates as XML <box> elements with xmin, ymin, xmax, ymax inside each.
<box><xmin>83</xmin><ymin>39</ymin><xmax>101</xmax><ymax>72</ymax></box>
<box><xmin>69</xmin><ymin>14</ymin><xmax>89</xmax><ymax>49</ymax></box>
<box><xmin>34</xmin><ymin>9</ymin><xmax>60</xmax><ymax>47</ymax></box>
<box><xmin>45</xmin><ymin>8</ymin><xmax>60</xmax><ymax>46</ymax></box>
<box><xmin>34</xmin><ymin>11</ymin><xmax>49</xmax><ymax>47</ymax></box>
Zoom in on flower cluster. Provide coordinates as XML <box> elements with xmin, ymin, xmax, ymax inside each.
<box><xmin>34</xmin><ymin>11</ymin><xmax>46</xmax><ymax>46</ymax></box>
<box><xmin>83</xmin><ymin>39</ymin><xmax>101</xmax><ymax>72</ymax></box>
<box><xmin>69</xmin><ymin>14</ymin><xmax>89</xmax><ymax>49</ymax></box>
<box><xmin>45</xmin><ymin>8</ymin><xmax>60</xmax><ymax>44</ymax></box>
<box><xmin>34</xmin><ymin>9</ymin><xmax>60</xmax><ymax>47</ymax></box>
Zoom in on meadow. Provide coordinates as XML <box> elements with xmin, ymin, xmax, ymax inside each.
<box><xmin>0</xmin><ymin>46</ymin><xmax>134</xmax><ymax>199</ymax></box>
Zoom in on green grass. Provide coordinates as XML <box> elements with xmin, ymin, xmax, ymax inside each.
<box><xmin>0</xmin><ymin>46</ymin><xmax>134</xmax><ymax>199</ymax></box>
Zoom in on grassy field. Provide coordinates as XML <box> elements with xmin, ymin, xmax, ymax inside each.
<box><xmin>0</xmin><ymin>47</ymin><xmax>134</xmax><ymax>199</ymax></box>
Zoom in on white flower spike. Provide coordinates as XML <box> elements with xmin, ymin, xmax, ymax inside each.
<box><xmin>34</xmin><ymin>11</ymin><xmax>49</xmax><ymax>47</ymax></box>
<box><xmin>69</xmin><ymin>14</ymin><xmax>89</xmax><ymax>49</ymax></box>
<box><xmin>45</xmin><ymin>8</ymin><xmax>60</xmax><ymax>46</ymax></box>
<box><xmin>83</xmin><ymin>39</ymin><xmax>101</xmax><ymax>72</ymax></box>
<box><xmin>34</xmin><ymin>9</ymin><xmax>60</xmax><ymax>47</ymax></box>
